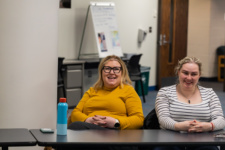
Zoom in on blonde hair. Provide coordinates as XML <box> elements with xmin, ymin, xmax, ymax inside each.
<box><xmin>93</xmin><ymin>55</ymin><xmax>132</xmax><ymax>90</ymax></box>
<box><xmin>175</xmin><ymin>56</ymin><xmax>202</xmax><ymax>75</ymax></box>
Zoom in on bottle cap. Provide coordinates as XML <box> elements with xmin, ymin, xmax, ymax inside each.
<box><xmin>59</xmin><ymin>98</ymin><xmax>66</xmax><ymax>103</ymax></box>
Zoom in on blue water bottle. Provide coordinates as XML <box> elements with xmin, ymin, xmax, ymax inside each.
<box><xmin>57</xmin><ymin>98</ymin><xmax>68</xmax><ymax>135</ymax></box>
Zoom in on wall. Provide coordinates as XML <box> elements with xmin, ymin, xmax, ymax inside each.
<box><xmin>58</xmin><ymin>0</ymin><xmax>158</xmax><ymax>87</ymax></box>
<box><xmin>209</xmin><ymin>0</ymin><xmax>225</xmax><ymax>76</ymax></box>
<box><xmin>188</xmin><ymin>0</ymin><xmax>225</xmax><ymax>77</ymax></box>
<box><xmin>0</xmin><ymin>0</ymin><xmax>58</xmax><ymax>149</ymax></box>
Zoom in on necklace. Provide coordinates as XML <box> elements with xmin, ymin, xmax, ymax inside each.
<box><xmin>178</xmin><ymin>85</ymin><xmax>196</xmax><ymax>104</ymax></box>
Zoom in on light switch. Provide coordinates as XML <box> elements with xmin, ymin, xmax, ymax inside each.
<box><xmin>149</xmin><ymin>27</ymin><xmax>152</xmax><ymax>33</ymax></box>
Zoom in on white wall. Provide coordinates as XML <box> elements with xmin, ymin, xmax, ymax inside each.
<box><xmin>58</xmin><ymin>0</ymin><xmax>158</xmax><ymax>87</ymax></box>
<box><xmin>0</xmin><ymin>0</ymin><xmax>58</xmax><ymax>149</ymax></box>
<box><xmin>209</xmin><ymin>0</ymin><xmax>225</xmax><ymax>76</ymax></box>
<box><xmin>188</xmin><ymin>0</ymin><xmax>225</xmax><ymax>77</ymax></box>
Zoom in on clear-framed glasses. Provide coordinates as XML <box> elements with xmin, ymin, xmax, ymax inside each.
<box><xmin>102</xmin><ymin>66</ymin><xmax>122</xmax><ymax>74</ymax></box>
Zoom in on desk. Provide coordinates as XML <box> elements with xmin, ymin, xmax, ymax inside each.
<box><xmin>0</xmin><ymin>128</ymin><xmax>36</xmax><ymax>150</ymax></box>
<box><xmin>30</xmin><ymin>129</ymin><xmax>225</xmax><ymax>149</ymax></box>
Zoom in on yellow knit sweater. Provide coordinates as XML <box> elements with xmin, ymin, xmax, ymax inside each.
<box><xmin>71</xmin><ymin>84</ymin><xmax>144</xmax><ymax>129</ymax></box>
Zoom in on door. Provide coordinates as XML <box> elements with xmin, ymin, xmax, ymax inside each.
<box><xmin>157</xmin><ymin>0</ymin><xmax>189</xmax><ymax>89</ymax></box>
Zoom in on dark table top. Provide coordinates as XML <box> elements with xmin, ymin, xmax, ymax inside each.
<box><xmin>30</xmin><ymin>129</ymin><xmax>225</xmax><ymax>147</ymax></box>
<box><xmin>0</xmin><ymin>128</ymin><xmax>36</xmax><ymax>147</ymax></box>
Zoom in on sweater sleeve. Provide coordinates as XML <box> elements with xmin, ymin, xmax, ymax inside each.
<box><xmin>209</xmin><ymin>89</ymin><xmax>225</xmax><ymax>131</ymax></box>
<box><xmin>117</xmin><ymin>86</ymin><xmax>144</xmax><ymax>129</ymax></box>
<box><xmin>155</xmin><ymin>87</ymin><xmax>177</xmax><ymax>130</ymax></box>
<box><xmin>70</xmin><ymin>89</ymin><xmax>91</xmax><ymax>122</ymax></box>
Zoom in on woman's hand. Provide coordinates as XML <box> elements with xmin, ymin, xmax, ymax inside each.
<box><xmin>174</xmin><ymin>120</ymin><xmax>196</xmax><ymax>131</ymax></box>
<box><xmin>85</xmin><ymin>115</ymin><xmax>117</xmax><ymax>128</ymax></box>
<box><xmin>188</xmin><ymin>122</ymin><xmax>212</xmax><ymax>132</ymax></box>
<box><xmin>85</xmin><ymin>115</ymin><xmax>106</xmax><ymax>125</ymax></box>
<box><xmin>175</xmin><ymin>120</ymin><xmax>213</xmax><ymax>132</ymax></box>
<box><xmin>99</xmin><ymin>116</ymin><xmax>117</xmax><ymax>128</ymax></box>
<box><xmin>84</xmin><ymin>117</ymin><xmax>97</xmax><ymax>124</ymax></box>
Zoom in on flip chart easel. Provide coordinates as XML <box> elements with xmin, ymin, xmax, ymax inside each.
<box><xmin>78</xmin><ymin>2</ymin><xmax>123</xmax><ymax>59</ymax></box>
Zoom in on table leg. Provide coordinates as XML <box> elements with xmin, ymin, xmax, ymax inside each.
<box><xmin>2</xmin><ymin>146</ymin><xmax>8</xmax><ymax>150</ymax></box>
<box><xmin>55</xmin><ymin>147</ymin><xmax>63</xmax><ymax>150</ymax></box>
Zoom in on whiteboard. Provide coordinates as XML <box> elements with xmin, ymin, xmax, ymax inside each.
<box><xmin>90</xmin><ymin>2</ymin><xmax>123</xmax><ymax>58</ymax></box>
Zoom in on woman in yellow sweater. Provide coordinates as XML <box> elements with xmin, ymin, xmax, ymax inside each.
<box><xmin>68</xmin><ymin>55</ymin><xmax>144</xmax><ymax>130</ymax></box>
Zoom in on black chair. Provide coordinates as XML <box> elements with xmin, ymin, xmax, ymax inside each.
<box><xmin>143</xmin><ymin>108</ymin><xmax>160</xmax><ymax>129</ymax></box>
<box><xmin>127</xmin><ymin>54</ymin><xmax>146</xmax><ymax>103</ymax></box>
<box><xmin>57</xmin><ymin>57</ymin><xmax>66</xmax><ymax>103</ymax></box>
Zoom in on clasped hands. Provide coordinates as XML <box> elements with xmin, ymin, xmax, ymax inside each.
<box><xmin>85</xmin><ymin>115</ymin><xmax>116</xmax><ymax>128</ymax></box>
<box><xmin>175</xmin><ymin>120</ymin><xmax>213</xmax><ymax>133</ymax></box>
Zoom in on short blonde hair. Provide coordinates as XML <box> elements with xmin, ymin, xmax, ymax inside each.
<box><xmin>93</xmin><ymin>55</ymin><xmax>132</xmax><ymax>90</ymax></box>
<box><xmin>174</xmin><ymin>56</ymin><xmax>202</xmax><ymax>75</ymax></box>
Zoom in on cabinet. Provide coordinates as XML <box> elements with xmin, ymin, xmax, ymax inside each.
<box><xmin>83</xmin><ymin>68</ymin><xmax>98</xmax><ymax>92</ymax></box>
<box><xmin>63</xmin><ymin>60</ymin><xmax>85</xmax><ymax>108</ymax></box>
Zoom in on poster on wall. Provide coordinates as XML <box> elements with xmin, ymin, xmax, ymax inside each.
<box><xmin>90</xmin><ymin>2</ymin><xmax>123</xmax><ymax>58</ymax></box>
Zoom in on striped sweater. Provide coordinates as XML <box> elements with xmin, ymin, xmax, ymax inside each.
<box><xmin>155</xmin><ymin>85</ymin><xmax>225</xmax><ymax>131</ymax></box>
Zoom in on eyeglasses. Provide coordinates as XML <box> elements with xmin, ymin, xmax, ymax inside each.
<box><xmin>102</xmin><ymin>66</ymin><xmax>122</xmax><ymax>74</ymax></box>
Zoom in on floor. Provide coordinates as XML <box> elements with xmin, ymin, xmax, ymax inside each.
<box><xmin>141</xmin><ymin>81</ymin><xmax>225</xmax><ymax>117</ymax></box>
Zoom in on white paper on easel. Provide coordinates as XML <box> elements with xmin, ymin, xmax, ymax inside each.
<box><xmin>90</xmin><ymin>2</ymin><xmax>123</xmax><ymax>58</ymax></box>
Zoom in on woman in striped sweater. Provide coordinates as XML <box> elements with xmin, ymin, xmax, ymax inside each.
<box><xmin>155</xmin><ymin>56</ymin><xmax>225</xmax><ymax>150</ymax></box>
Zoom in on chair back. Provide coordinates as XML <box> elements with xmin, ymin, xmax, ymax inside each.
<box><xmin>143</xmin><ymin>108</ymin><xmax>160</xmax><ymax>129</ymax></box>
<box><xmin>58</xmin><ymin>57</ymin><xmax>65</xmax><ymax>84</ymax></box>
<box><xmin>127</xmin><ymin>54</ymin><xmax>142</xmax><ymax>76</ymax></box>
<box><xmin>126</xmin><ymin>54</ymin><xmax>146</xmax><ymax>103</ymax></box>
